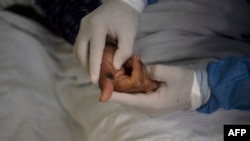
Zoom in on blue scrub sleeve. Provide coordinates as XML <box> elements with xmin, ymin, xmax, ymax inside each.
<box><xmin>197</xmin><ymin>55</ymin><xmax>250</xmax><ymax>114</ymax></box>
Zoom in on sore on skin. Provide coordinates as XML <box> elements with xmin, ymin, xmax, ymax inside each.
<box><xmin>98</xmin><ymin>44</ymin><xmax>160</xmax><ymax>102</ymax></box>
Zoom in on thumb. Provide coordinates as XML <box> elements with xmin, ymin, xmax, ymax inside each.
<box><xmin>109</xmin><ymin>91</ymin><xmax>156</xmax><ymax>108</ymax></box>
<box><xmin>89</xmin><ymin>29</ymin><xmax>107</xmax><ymax>84</ymax></box>
<box><xmin>113</xmin><ymin>32</ymin><xmax>134</xmax><ymax>70</ymax></box>
<box><xmin>146</xmin><ymin>65</ymin><xmax>169</xmax><ymax>81</ymax></box>
<box><xmin>147</xmin><ymin>65</ymin><xmax>180</xmax><ymax>82</ymax></box>
<box><xmin>99</xmin><ymin>77</ymin><xmax>114</xmax><ymax>102</ymax></box>
<box><xmin>109</xmin><ymin>92</ymin><xmax>141</xmax><ymax>107</ymax></box>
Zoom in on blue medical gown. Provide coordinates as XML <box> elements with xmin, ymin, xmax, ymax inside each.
<box><xmin>197</xmin><ymin>55</ymin><xmax>250</xmax><ymax>114</ymax></box>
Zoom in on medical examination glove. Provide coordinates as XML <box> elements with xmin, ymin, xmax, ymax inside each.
<box><xmin>109</xmin><ymin>65</ymin><xmax>211</xmax><ymax>117</ymax></box>
<box><xmin>74</xmin><ymin>0</ymin><xmax>142</xmax><ymax>84</ymax></box>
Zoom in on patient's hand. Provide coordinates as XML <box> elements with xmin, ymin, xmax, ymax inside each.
<box><xmin>98</xmin><ymin>44</ymin><xmax>160</xmax><ymax>102</ymax></box>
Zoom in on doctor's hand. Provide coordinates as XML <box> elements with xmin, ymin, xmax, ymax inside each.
<box><xmin>109</xmin><ymin>65</ymin><xmax>198</xmax><ymax>117</ymax></box>
<box><xmin>74</xmin><ymin>0</ymin><xmax>140</xmax><ymax>84</ymax></box>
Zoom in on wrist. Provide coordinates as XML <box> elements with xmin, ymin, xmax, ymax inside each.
<box><xmin>190</xmin><ymin>70</ymin><xmax>211</xmax><ymax>109</ymax></box>
<box><xmin>120</xmin><ymin>0</ymin><xmax>147</xmax><ymax>13</ymax></box>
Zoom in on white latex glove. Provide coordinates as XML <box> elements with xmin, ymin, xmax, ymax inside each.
<box><xmin>109</xmin><ymin>65</ymin><xmax>210</xmax><ymax>117</ymax></box>
<box><xmin>74</xmin><ymin>0</ymin><xmax>143</xmax><ymax>84</ymax></box>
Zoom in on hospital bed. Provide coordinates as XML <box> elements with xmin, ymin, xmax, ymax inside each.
<box><xmin>0</xmin><ymin>0</ymin><xmax>250</xmax><ymax>141</ymax></box>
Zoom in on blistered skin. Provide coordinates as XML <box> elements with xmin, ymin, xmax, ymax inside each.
<box><xmin>98</xmin><ymin>45</ymin><xmax>160</xmax><ymax>102</ymax></box>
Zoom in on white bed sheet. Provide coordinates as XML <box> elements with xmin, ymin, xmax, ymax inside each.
<box><xmin>0</xmin><ymin>12</ymin><xmax>85</xmax><ymax>141</ymax></box>
<box><xmin>0</xmin><ymin>0</ymin><xmax>250</xmax><ymax>141</ymax></box>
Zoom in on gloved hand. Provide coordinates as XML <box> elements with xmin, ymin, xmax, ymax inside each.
<box><xmin>74</xmin><ymin>0</ymin><xmax>142</xmax><ymax>84</ymax></box>
<box><xmin>109</xmin><ymin>65</ymin><xmax>211</xmax><ymax>117</ymax></box>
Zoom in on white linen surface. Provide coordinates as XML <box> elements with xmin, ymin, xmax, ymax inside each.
<box><xmin>0</xmin><ymin>0</ymin><xmax>250</xmax><ymax>141</ymax></box>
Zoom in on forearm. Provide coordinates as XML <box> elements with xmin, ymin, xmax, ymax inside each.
<box><xmin>197</xmin><ymin>55</ymin><xmax>250</xmax><ymax>114</ymax></box>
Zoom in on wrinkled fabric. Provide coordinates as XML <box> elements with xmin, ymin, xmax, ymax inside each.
<box><xmin>0</xmin><ymin>0</ymin><xmax>250</xmax><ymax>141</ymax></box>
<box><xmin>198</xmin><ymin>55</ymin><xmax>250</xmax><ymax>114</ymax></box>
<box><xmin>0</xmin><ymin>11</ymin><xmax>85</xmax><ymax>141</ymax></box>
<box><xmin>35</xmin><ymin>0</ymin><xmax>101</xmax><ymax>44</ymax></box>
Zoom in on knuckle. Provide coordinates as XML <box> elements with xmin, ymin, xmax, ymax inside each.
<box><xmin>89</xmin><ymin>16</ymin><xmax>99</xmax><ymax>26</ymax></box>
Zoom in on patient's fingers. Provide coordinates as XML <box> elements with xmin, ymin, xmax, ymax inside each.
<box><xmin>99</xmin><ymin>64</ymin><xmax>115</xmax><ymax>102</ymax></box>
<box><xmin>114</xmin><ymin>75</ymin><xmax>134</xmax><ymax>92</ymax></box>
<box><xmin>99</xmin><ymin>45</ymin><xmax>116</xmax><ymax>102</ymax></box>
<box><xmin>131</xmin><ymin>55</ymin><xmax>144</xmax><ymax>82</ymax></box>
<box><xmin>99</xmin><ymin>46</ymin><xmax>160</xmax><ymax>101</ymax></box>
<box><xmin>100</xmin><ymin>76</ymin><xmax>114</xmax><ymax>102</ymax></box>
<box><xmin>114</xmin><ymin>55</ymin><xmax>144</xmax><ymax>92</ymax></box>
<box><xmin>130</xmin><ymin>55</ymin><xmax>159</xmax><ymax>93</ymax></box>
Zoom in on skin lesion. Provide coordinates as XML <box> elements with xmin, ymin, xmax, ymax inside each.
<box><xmin>98</xmin><ymin>39</ymin><xmax>160</xmax><ymax>102</ymax></box>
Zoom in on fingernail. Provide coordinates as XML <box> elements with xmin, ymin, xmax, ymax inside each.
<box><xmin>100</xmin><ymin>95</ymin><xmax>107</xmax><ymax>102</ymax></box>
